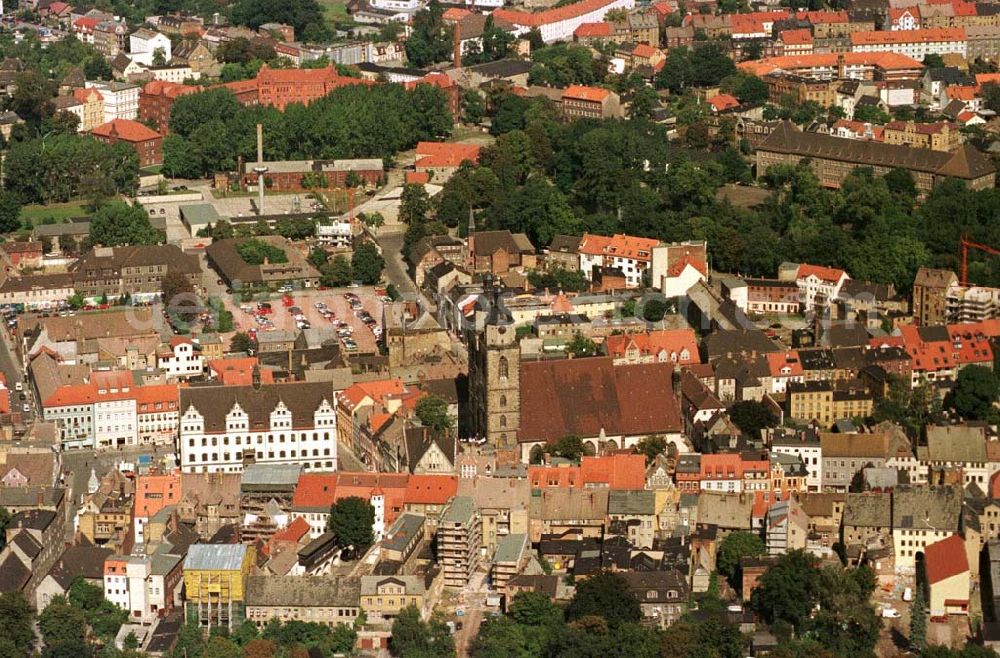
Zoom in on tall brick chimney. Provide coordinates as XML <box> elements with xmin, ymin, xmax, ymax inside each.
<box><xmin>453</xmin><ymin>23</ymin><xmax>462</xmax><ymax>69</ymax></box>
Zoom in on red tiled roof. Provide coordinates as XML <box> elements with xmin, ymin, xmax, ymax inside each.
<box><xmin>271</xmin><ymin>516</ymin><xmax>310</xmax><ymax>544</ymax></box>
<box><xmin>519</xmin><ymin>357</ymin><xmax>682</xmax><ymax>443</ymax></box>
<box><xmin>563</xmin><ymin>85</ymin><xmax>611</xmax><ymax>102</ymax></box>
<box><xmin>134</xmin><ymin>471</ymin><xmax>181</xmax><ymax>518</ymax></box>
<box><xmin>708</xmin><ymin>93</ymin><xmax>740</xmax><ymax>111</ymax></box>
<box><xmin>91</xmin><ymin>119</ymin><xmax>161</xmax><ymax>143</ymax></box>
<box><xmin>888</xmin><ymin>6</ymin><xmax>920</xmax><ymax>21</ymax></box>
<box><xmin>797</xmin><ymin>263</ymin><xmax>847</xmax><ymax>283</ymax></box>
<box><xmin>850</xmin><ymin>27</ymin><xmax>965</xmax><ymax>45</ymax></box>
<box><xmin>208</xmin><ymin>357</ymin><xmax>275</xmax><ymax>386</ymax></box>
<box><xmin>442</xmin><ymin>7</ymin><xmax>471</xmax><ymax>22</ymax></box>
<box><xmin>578</xmin><ymin>233</ymin><xmax>658</xmax><ymax>261</ymax></box>
<box><xmin>795</xmin><ymin>9</ymin><xmax>849</xmax><ymax>23</ymax></box>
<box><xmin>780</xmin><ymin>28</ymin><xmax>813</xmax><ymax>45</ymax></box>
<box><xmin>403</xmin><ymin>474</ymin><xmax>457</xmax><ymax>505</ymax></box>
<box><xmin>575</xmin><ymin>21</ymin><xmax>613</xmax><ymax>37</ymax></box>
<box><xmin>581</xmin><ymin>454</ymin><xmax>646</xmax><ymax>489</ymax></box>
<box><xmin>405</xmin><ymin>171</ymin><xmax>430</xmax><ymax>185</ymax></box>
<box><xmin>406</xmin><ymin>71</ymin><xmax>454</xmax><ymax>91</ymax></box>
<box><xmin>884</xmin><ymin>120</ymin><xmax>953</xmax><ymax>135</ymax></box>
<box><xmin>74</xmin><ymin>17</ymin><xmax>98</xmax><ymax>29</ymax></box>
<box><xmin>141</xmin><ymin>79</ymin><xmax>202</xmax><ymax>99</ymax></box>
<box><xmin>528</xmin><ymin>465</ymin><xmax>582</xmax><ymax>488</ymax></box>
<box><xmin>947</xmin><ymin>85</ymin><xmax>979</xmax><ymax>101</ymax></box>
<box><xmin>415</xmin><ymin>141</ymin><xmax>481</xmax><ymax>169</ymax></box>
<box><xmin>135</xmin><ymin>384</ymin><xmax>179</xmax><ymax>414</ymax></box>
<box><xmin>739</xmin><ymin>52</ymin><xmax>924</xmax><ymax>75</ymax></box>
<box><xmin>631</xmin><ymin>43</ymin><xmax>659</xmax><ymax>59</ymax></box>
<box><xmin>924</xmin><ymin>534</ymin><xmax>969</xmax><ymax>583</ymax></box>
<box><xmin>73</xmin><ymin>87</ymin><xmax>103</xmax><ymax>103</ymax></box>
<box><xmin>495</xmin><ymin>0</ymin><xmax>624</xmax><ymax>28</ymax></box>
<box><xmin>766</xmin><ymin>351</ymin><xmax>804</xmax><ymax>377</ymax></box>
<box><xmin>337</xmin><ymin>378</ymin><xmax>405</xmax><ymax>410</ymax></box>
<box><xmin>604</xmin><ymin>328</ymin><xmax>700</xmax><ymax>365</ymax></box>
<box><xmin>291</xmin><ymin>473</ymin><xmax>338</xmax><ymax>509</ymax></box>
<box><xmin>976</xmin><ymin>73</ymin><xmax>1000</xmax><ymax>87</ymax></box>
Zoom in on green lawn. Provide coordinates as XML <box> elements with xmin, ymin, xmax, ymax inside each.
<box><xmin>318</xmin><ymin>0</ymin><xmax>349</xmax><ymax>24</ymax></box>
<box><xmin>20</xmin><ymin>200</ymin><xmax>91</xmax><ymax>225</ymax></box>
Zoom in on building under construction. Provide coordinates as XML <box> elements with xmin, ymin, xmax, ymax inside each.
<box><xmin>183</xmin><ymin>543</ymin><xmax>256</xmax><ymax>631</ymax></box>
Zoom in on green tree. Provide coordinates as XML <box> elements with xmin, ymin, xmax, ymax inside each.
<box><xmin>321</xmin><ymin>255</ymin><xmax>353</xmax><ymax>287</ymax></box>
<box><xmin>405</xmin><ymin>0</ymin><xmax>452</xmax><ymax>67</ymax></box>
<box><xmin>415</xmin><ymin>395</ymin><xmax>453</xmax><ymax>432</ymax></box>
<box><xmin>462</xmin><ymin>89</ymin><xmax>486</xmax><ymax>124</ymax></box>
<box><xmin>565</xmin><ymin>332</ymin><xmax>598</xmax><ymax>358</ymax></box>
<box><xmin>327</xmin><ymin>496</ymin><xmax>375</xmax><ymax>553</ymax></box>
<box><xmin>911</xmin><ymin>589</ymin><xmax>927</xmax><ymax>650</ymax></box>
<box><xmin>400</xmin><ymin>183</ymin><xmax>432</xmax><ymax>226</ymax></box>
<box><xmin>717</xmin><ymin>531</ymin><xmax>766</xmax><ymax>589</ymax></box>
<box><xmin>67</xmin><ymin>577</ymin><xmax>127</xmax><ymax>640</ymax></box>
<box><xmin>634</xmin><ymin>435</ymin><xmax>667</xmax><ymax>465</ymax></box>
<box><xmin>200</xmin><ymin>636</ymin><xmax>242</xmax><ymax>658</ymax></box>
<box><xmin>89</xmin><ymin>202</ymin><xmax>162</xmax><ymax>246</ymax></box>
<box><xmin>565</xmin><ymin>571</ymin><xmax>641</xmax><ymax>627</ymax></box>
<box><xmin>628</xmin><ymin>85</ymin><xmax>659</xmax><ymax>120</ymax></box>
<box><xmin>389</xmin><ymin>605</ymin><xmax>455</xmax><ymax>657</ymax></box>
<box><xmin>551</xmin><ymin>434</ymin><xmax>587</xmax><ymax>461</ymax></box>
<box><xmin>728</xmin><ymin>400</ymin><xmax>778</xmax><ymax>438</ymax></box>
<box><xmin>161</xmin><ymin>270</ymin><xmax>198</xmax><ymax>324</ymax></box>
<box><xmin>39</xmin><ymin>596</ymin><xmax>88</xmax><ymax>654</ymax></box>
<box><xmin>946</xmin><ymin>364</ymin><xmax>999</xmax><ymax>421</ymax></box>
<box><xmin>751</xmin><ymin>549</ymin><xmax>821</xmax><ymax>629</ymax></box>
<box><xmin>0</xmin><ymin>507</ymin><xmax>9</xmax><ymax>551</ymax></box>
<box><xmin>0</xmin><ymin>592</ymin><xmax>34</xmax><ymax>656</ymax></box>
<box><xmin>308</xmin><ymin>246</ymin><xmax>329</xmax><ymax>269</ymax></box>
<box><xmin>236</xmin><ymin>239</ymin><xmax>288</xmax><ymax>265</ymax></box>
<box><xmin>0</xmin><ymin>191</ymin><xmax>23</xmax><ymax>234</ymax></box>
<box><xmin>351</xmin><ymin>241</ymin><xmax>384</xmax><ymax>285</ymax></box>
<box><xmin>641</xmin><ymin>298</ymin><xmax>669</xmax><ymax>322</ymax></box>
<box><xmin>230</xmin><ymin>0</ymin><xmax>329</xmax><ymax>41</ymax></box>
<box><xmin>230</xmin><ymin>332</ymin><xmax>254</xmax><ymax>354</ymax></box>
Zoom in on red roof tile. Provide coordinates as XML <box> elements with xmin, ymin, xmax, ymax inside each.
<box><xmin>797</xmin><ymin>263</ymin><xmax>847</xmax><ymax>283</ymax></box>
<box><xmin>271</xmin><ymin>516</ymin><xmax>310</xmax><ymax>544</ymax></box>
<box><xmin>91</xmin><ymin>118</ymin><xmax>161</xmax><ymax>143</ymax></box>
<box><xmin>415</xmin><ymin>141</ymin><xmax>481</xmax><ymax>169</ymax></box>
<box><xmin>604</xmin><ymin>329</ymin><xmax>700</xmax><ymax>365</ymax></box>
<box><xmin>575</xmin><ymin>21</ymin><xmax>613</xmax><ymax>37</ymax></box>
<box><xmin>495</xmin><ymin>0</ymin><xmax>625</xmax><ymax>28</ymax></box>
<box><xmin>925</xmin><ymin>534</ymin><xmax>968</xmax><ymax>583</ymax></box>
<box><xmin>581</xmin><ymin>454</ymin><xmax>646</xmax><ymax>489</ymax></box>
<box><xmin>403</xmin><ymin>474</ymin><xmax>457</xmax><ymax>505</ymax></box>
<box><xmin>563</xmin><ymin>85</ymin><xmax>610</xmax><ymax>102</ymax></box>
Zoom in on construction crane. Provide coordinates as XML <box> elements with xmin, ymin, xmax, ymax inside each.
<box><xmin>961</xmin><ymin>236</ymin><xmax>1000</xmax><ymax>286</ymax></box>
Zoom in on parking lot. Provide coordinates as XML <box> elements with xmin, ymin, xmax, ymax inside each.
<box><xmin>227</xmin><ymin>286</ymin><xmax>387</xmax><ymax>354</ymax></box>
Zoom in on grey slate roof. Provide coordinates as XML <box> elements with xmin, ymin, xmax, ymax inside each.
<box><xmin>494</xmin><ymin>533</ymin><xmax>527</xmax><ymax>564</ymax></box>
<box><xmin>844</xmin><ymin>492</ymin><xmax>891</xmax><ymax>528</ymax></box>
<box><xmin>183</xmin><ymin>543</ymin><xmax>248</xmax><ymax>571</ymax></box>
<box><xmin>892</xmin><ymin>486</ymin><xmax>963</xmax><ymax>531</ymax></box>
<box><xmin>608</xmin><ymin>490</ymin><xmax>656</xmax><ymax>515</ymax></box>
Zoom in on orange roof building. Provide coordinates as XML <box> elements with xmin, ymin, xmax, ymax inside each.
<box><xmin>414</xmin><ymin>141</ymin><xmax>482</xmax><ymax>170</ymax></box>
<box><xmin>578</xmin><ymin>232</ymin><xmax>659</xmax><ymax>287</ymax></box>
<box><xmin>738</xmin><ymin>52</ymin><xmax>924</xmax><ymax>81</ymax></box>
<box><xmin>581</xmin><ymin>454</ymin><xmax>646</xmax><ymax>489</ymax></box>
<box><xmin>207</xmin><ymin>357</ymin><xmax>275</xmax><ymax>386</ymax></box>
<box><xmin>707</xmin><ymin>93</ymin><xmax>740</xmax><ymax>112</ymax></box>
<box><xmin>133</xmin><ymin>470</ymin><xmax>181</xmax><ymax>543</ymax></box>
<box><xmin>605</xmin><ymin>328</ymin><xmax>701</xmax><ymax>366</ymax></box>
<box><xmin>91</xmin><ymin>119</ymin><xmax>163</xmax><ymax>167</ymax></box>
<box><xmin>575</xmin><ymin>21</ymin><xmax>613</xmax><ymax>38</ymax></box>
<box><xmin>404</xmin><ymin>474</ymin><xmax>458</xmax><ymax>507</ymax></box>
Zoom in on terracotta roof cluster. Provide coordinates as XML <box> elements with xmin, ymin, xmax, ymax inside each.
<box><xmin>519</xmin><ymin>357</ymin><xmax>682</xmax><ymax>443</ymax></box>
<box><xmin>708</xmin><ymin>93</ymin><xmax>740</xmax><ymax>111</ymax></box>
<box><xmin>291</xmin><ymin>472</ymin><xmax>456</xmax><ymax>527</ymax></box>
<box><xmin>208</xmin><ymin>357</ymin><xmax>275</xmax><ymax>386</ymax></box>
<box><xmin>528</xmin><ymin>454</ymin><xmax>646</xmax><ymax>489</ymax></box>
<box><xmin>578</xmin><ymin>233</ymin><xmax>659</xmax><ymax>262</ymax></box>
<box><xmin>605</xmin><ymin>328</ymin><xmax>700</xmax><ymax>365</ymax></box>
<box><xmin>337</xmin><ymin>378</ymin><xmax>406</xmax><ymax>410</ymax></box>
<box><xmin>795</xmin><ymin>9</ymin><xmax>849</xmax><ymax>23</ymax></box>
<box><xmin>780</xmin><ymin>28</ymin><xmax>813</xmax><ymax>45</ymax></box>
<box><xmin>739</xmin><ymin>52</ymin><xmax>924</xmax><ymax>76</ymax></box>
<box><xmin>850</xmin><ymin>27</ymin><xmax>965</xmax><ymax>45</ymax></box>
<box><xmin>898</xmin><ymin>322</ymin><xmax>994</xmax><ymax>373</ymax></box>
<box><xmin>141</xmin><ymin>79</ymin><xmax>202</xmax><ymax>100</ymax></box>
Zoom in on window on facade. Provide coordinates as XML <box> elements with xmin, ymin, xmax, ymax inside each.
<box><xmin>498</xmin><ymin>356</ymin><xmax>509</xmax><ymax>379</ymax></box>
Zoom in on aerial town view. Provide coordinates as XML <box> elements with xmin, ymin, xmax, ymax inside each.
<box><xmin>6</xmin><ymin>0</ymin><xmax>1000</xmax><ymax>656</ymax></box>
